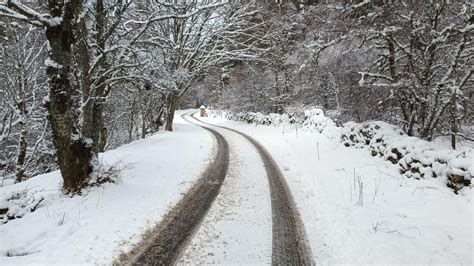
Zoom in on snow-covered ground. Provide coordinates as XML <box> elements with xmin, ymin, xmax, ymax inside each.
<box><xmin>199</xmin><ymin>114</ymin><xmax>473</xmax><ymax>265</ymax></box>
<box><xmin>0</xmin><ymin>112</ymin><xmax>213</xmax><ymax>265</ymax></box>
<box><xmin>1</xmin><ymin>110</ymin><xmax>472</xmax><ymax>265</ymax></box>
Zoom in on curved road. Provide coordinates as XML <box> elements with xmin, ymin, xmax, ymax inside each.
<box><xmin>189</xmin><ymin>114</ymin><xmax>314</xmax><ymax>265</ymax></box>
<box><xmin>120</xmin><ymin>112</ymin><xmax>313</xmax><ymax>265</ymax></box>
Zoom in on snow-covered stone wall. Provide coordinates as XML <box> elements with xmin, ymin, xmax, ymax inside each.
<box><xmin>341</xmin><ymin>122</ymin><xmax>473</xmax><ymax>192</ymax></box>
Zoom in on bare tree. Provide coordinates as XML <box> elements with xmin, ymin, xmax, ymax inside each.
<box><xmin>0</xmin><ymin>0</ymin><xmax>138</xmax><ymax>192</ymax></box>
<box><xmin>307</xmin><ymin>1</ymin><xmax>473</xmax><ymax>145</ymax></box>
<box><xmin>134</xmin><ymin>1</ymin><xmax>269</xmax><ymax>131</ymax></box>
<box><xmin>0</xmin><ymin>21</ymin><xmax>52</xmax><ymax>183</ymax></box>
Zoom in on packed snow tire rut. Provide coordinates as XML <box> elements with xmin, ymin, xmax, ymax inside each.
<box><xmin>118</xmin><ymin>114</ymin><xmax>229</xmax><ymax>265</ymax></box>
<box><xmin>191</xmin><ymin>115</ymin><xmax>314</xmax><ymax>265</ymax></box>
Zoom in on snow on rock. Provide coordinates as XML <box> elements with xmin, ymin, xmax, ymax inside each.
<box><xmin>341</xmin><ymin>121</ymin><xmax>473</xmax><ymax>191</ymax></box>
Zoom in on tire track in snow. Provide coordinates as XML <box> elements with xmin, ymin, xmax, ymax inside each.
<box><xmin>190</xmin><ymin>114</ymin><xmax>314</xmax><ymax>265</ymax></box>
<box><xmin>119</xmin><ymin>113</ymin><xmax>229</xmax><ymax>265</ymax></box>
<box><xmin>180</xmin><ymin>115</ymin><xmax>272</xmax><ymax>264</ymax></box>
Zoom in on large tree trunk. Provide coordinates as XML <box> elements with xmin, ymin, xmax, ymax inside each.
<box><xmin>77</xmin><ymin>2</ymin><xmax>106</xmax><ymax>154</ymax></box>
<box><xmin>165</xmin><ymin>94</ymin><xmax>178</xmax><ymax>131</ymax></box>
<box><xmin>44</xmin><ymin>1</ymin><xmax>94</xmax><ymax>193</ymax></box>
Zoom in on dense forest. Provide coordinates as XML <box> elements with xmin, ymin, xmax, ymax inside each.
<box><xmin>0</xmin><ymin>0</ymin><xmax>472</xmax><ymax>193</ymax></box>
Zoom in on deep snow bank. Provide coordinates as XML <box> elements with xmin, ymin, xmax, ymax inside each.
<box><xmin>209</xmin><ymin>109</ymin><xmax>473</xmax><ymax>192</ymax></box>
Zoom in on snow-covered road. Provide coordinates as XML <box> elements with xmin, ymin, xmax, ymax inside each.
<box><xmin>180</xmin><ymin>113</ymin><xmax>273</xmax><ymax>264</ymax></box>
<box><xmin>183</xmin><ymin>113</ymin><xmax>314</xmax><ymax>264</ymax></box>
<box><xmin>126</xmin><ymin>112</ymin><xmax>312</xmax><ymax>264</ymax></box>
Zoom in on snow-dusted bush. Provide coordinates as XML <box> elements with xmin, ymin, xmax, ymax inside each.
<box><xmin>341</xmin><ymin>122</ymin><xmax>473</xmax><ymax>192</ymax></box>
<box><xmin>209</xmin><ymin>108</ymin><xmax>337</xmax><ymax>135</ymax></box>
<box><xmin>301</xmin><ymin>109</ymin><xmax>337</xmax><ymax>134</ymax></box>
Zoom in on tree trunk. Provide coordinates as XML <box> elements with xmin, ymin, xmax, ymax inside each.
<box><xmin>98</xmin><ymin>126</ymin><xmax>107</xmax><ymax>152</ymax></box>
<box><xmin>155</xmin><ymin>105</ymin><xmax>164</xmax><ymax>131</ymax></box>
<box><xmin>165</xmin><ymin>94</ymin><xmax>178</xmax><ymax>131</ymax></box>
<box><xmin>128</xmin><ymin>99</ymin><xmax>136</xmax><ymax>141</ymax></box>
<box><xmin>15</xmin><ymin>77</ymin><xmax>27</xmax><ymax>183</ymax></box>
<box><xmin>90</xmin><ymin>0</ymin><xmax>108</xmax><ymax>152</ymax></box>
<box><xmin>451</xmin><ymin>91</ymin><xmax>457</xmax><ymax>150</ymax></box>
<box><xmin>44</xmin><ymin>1</ymin><xmax>94</xmax><ymax>193</ymax></box>
<box><xmin>141</xmin><ymin>113</ymin><xmax>147</xmax><ymax>139</ymax></box>
<box><xmin>406</xmin><ymin>111</ymin><xmax>416</xmax><ymax>137</ymax></box>
<box><xmin>90</xmin><ymin>100</ymin><xmax>105</xmax><ymax>152</ymax></box>
<box><xmin>15</xmin><ymin>128</ymin><xmax>27</xmax><ymax>183</ymax></box>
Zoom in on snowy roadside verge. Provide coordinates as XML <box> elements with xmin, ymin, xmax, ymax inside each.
<box><xmin>0</xmin><ymin>112</ymin><xmax>213</xmax><ymax>265</ymax></box>
<box><xmin>210</xmin><ymin>109</ymin><xmax>473</xmax><ymax>192</ymax></box>
<box><xmin>202</xmin><ymin>110</ymin><xmax>472</xmax><ymax>264</ymax></box>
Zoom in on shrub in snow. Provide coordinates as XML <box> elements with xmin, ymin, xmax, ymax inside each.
<box><xmin>341</xmin><ymin>121</ymin><xmax>473</xmax><ymax>192</ymax></box>
<box><xmin>68</xmin><ymin>162</ymin><xmax>124</xmax><ymax>195</ymax></box>
<box><xmin>209</xmin><ymin>108</ymin><xmax>337</xmax><ymax>136</ymax></box>
<box><xmin>0</xmin><ymin>188</ymin><xmax>45</xmax><ymax>224</ymax></box>
<box><xmin>301</xmin><ymin>109</ymin><xmax>337</xmax><ymax>134</ymax></box>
